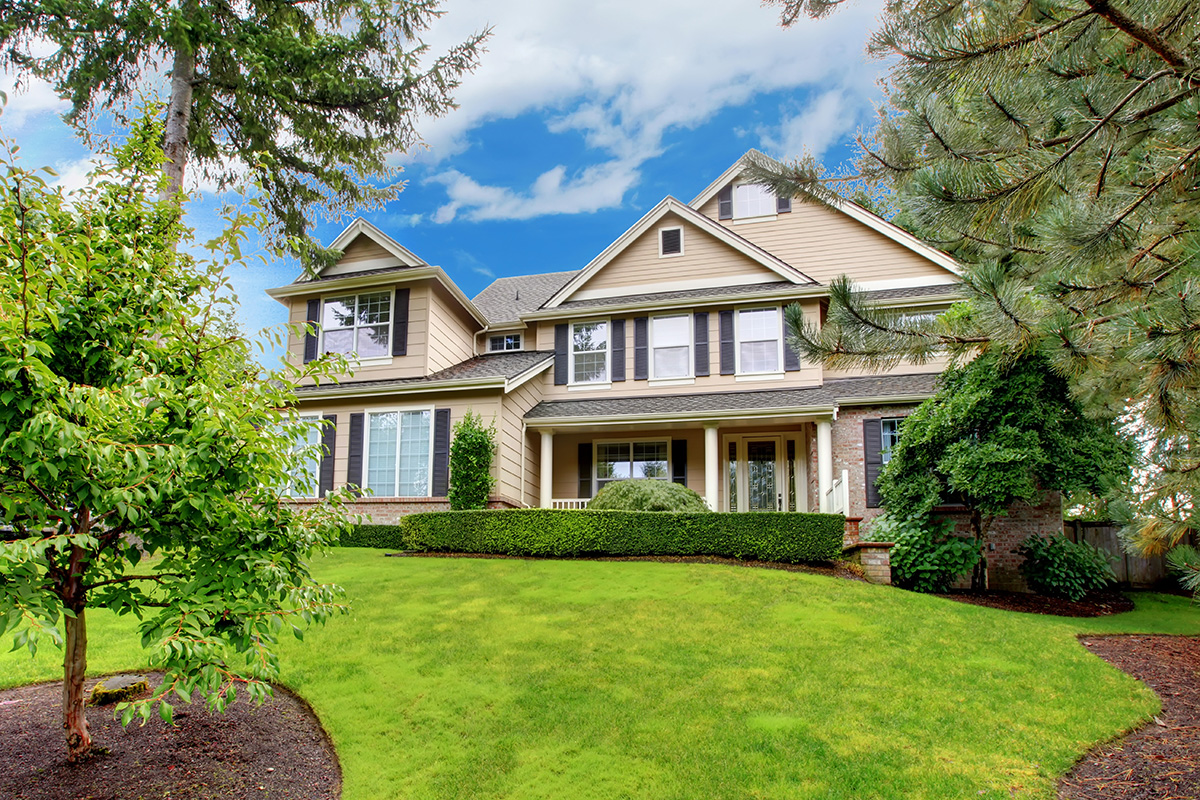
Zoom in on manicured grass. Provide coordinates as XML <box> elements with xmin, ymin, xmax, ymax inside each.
<box><xmin>2</xmin><ymin>550</ymin><xmax>1197</xmax><ymax>799</ymax></box>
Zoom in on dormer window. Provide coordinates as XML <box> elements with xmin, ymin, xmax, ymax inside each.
<box><xmin>489</xmin><ymin>333</ymin><xmax>522</xmax><ymax>352</ymax></box>
<box><xmin>659</xmin><ymin>226</ymin><xmax>683</xmax><ymax>256</ymax></box>
<box><xmin>321</xmin><ymin>291</ymin><xmax>391</xmax><ymax>358</ymax></box>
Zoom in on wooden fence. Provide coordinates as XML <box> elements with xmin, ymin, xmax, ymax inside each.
<box><xmin>1062</xmin><ymin>520</ymin><xmax>1178</xmax><ymax>587</ymax></box>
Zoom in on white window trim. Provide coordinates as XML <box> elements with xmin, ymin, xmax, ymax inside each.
<box><xmin>593</xmin><ymin>436</ymin><xmax>673</xmax><ymax>496</ymax></box>
<box><xmin>732</xmin><ymin>182</ymin><xmax>779</xmax><ymax>222</ymax></box>
<box><xmin>361</xmin><ymin>404</ymin><xmax>435</xmax><ymax>498</ymax></box>
<box><xmin>285</xmin><ymin>412</ymin><xmax>324</xmax><ymax>499</ymax></box>
<box><xmin>658</xmin><ymin>226</ymin><xmax>684</xmax><ymax>258</ymax></box>
<box><xmin>880</xmin><ymin>417</ymin><xmax>904</xmax><ymax>465</ymax></box>
<box><xmin>734</xmin><ymin>305</ymin><xmax>785</xmax><ymax>377</ymax></box>
<box><xmin>488</xmin><ymin>332</ymin><xmax>523</xmax><ymax>352</ymax></box>
<box><xmin>568</xmin><ymin>317</ymin><xmax>611</xmax><ymax>387</ymax></box>
<box><xmin>319</xmin><ymin>288</ymin><xmax>395</xmax><ymax>364</ymax></box>
<box><xmin>649</xmin><ymin>312</ymin><xmax>693</xmax><ymax>382</ymax></box>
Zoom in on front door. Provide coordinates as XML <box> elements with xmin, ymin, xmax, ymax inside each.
<box><xmin>725</xmin><ymin>433</ymin><xmax>806</xmax><ymax>513</ymax></box>
<box><xmin>746</xmin><ymin>438</ymin><xmax>781</xmax><ymax>511</ymax></box>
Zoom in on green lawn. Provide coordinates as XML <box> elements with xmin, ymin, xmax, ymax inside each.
<box><xmin>2</xmin><ymin>549</ymin><xmax>1197</xmax><ymax>799</ymax></box>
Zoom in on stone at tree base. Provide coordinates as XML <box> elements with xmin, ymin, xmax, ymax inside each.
<box><xmin>88</xmin><ymin>675</ymin><xmax>149</xmax><ymax>706</ymax></box>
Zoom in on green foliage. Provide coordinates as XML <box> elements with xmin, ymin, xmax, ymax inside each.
<box><xmin>1166</xmin><ymin>545</ymin><xmax>1200</xmax><ymax>597</ymax></box>
<box><xmin>0</xmin><ymin>121</ymin><xmax>350</xmax><ymax>751</ymax></box>
<box><xmin>0</xmin><ymin>0</ymin><xmax>487</xmax><ymax>263</ymax></box>
<box><xmin>758</xmin><ymin>0</ymin><xmax>1200</xmax><ymax>555</ymax></box>
<box><xmin>587</xmin><ymin>479</ymin><xmax>711</xmax><ymax>513</ymax></box>
<box><xmin>343</xmin><ymin>510</ymin><xmax>846</xmax><ymax>563</ymax></box>
<box><xmin>1019</xmin><ymin>534</ymin><xmax>1117</xmax><ymax>601</ymax></box>
<box><xmin>877</xmin><ymin>514</ymin><xmax>980</xmax><ymax>593</ymax></box>
<box><xmin>448</xmin><ymin>411</ymin><xmax>497</xmax><ymax>511</ymax></box>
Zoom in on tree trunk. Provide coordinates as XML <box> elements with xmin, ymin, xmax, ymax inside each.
<box><xmin>63</xmin><ymin>603</ymin><xmax>90</xmax><ymax>762</ymax></box>
<box><xmin>162</xmin><ymin>42</ymin><xmax>196</xmax><ymax>202</ymax></box>
<box><xmin>970</xmin><ymin>508</ymin><xmax>990</xmax><ymax>593</ymax></box>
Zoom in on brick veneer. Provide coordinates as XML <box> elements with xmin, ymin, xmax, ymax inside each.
<box><xmin>287</xmin><ymin>495</ymin><xmax>522</xmax><ymax>524</ymax></box>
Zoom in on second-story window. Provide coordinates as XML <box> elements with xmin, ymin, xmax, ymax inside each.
<box><xmin>571</xmin><ymin>320</ymin><xmax>608</xmax><ymax>383</ymax></box>
<box><xmin>737</xmin><ymin>307</ymin><xmax>781</xmax><ymax>374</ymax></box>
<box><xmin>322</xmin><ymin>291</ymin><xmax>391</xmax><ymax>358</ymax></box>
<box><xmin>651</xmin><ymin>314</ymin><xmax>690</xmax><ymax>379</ymax></box>
<box><xmin>489</xmin><ymin>333</ymin><xmax>522</xmax><ymax>352</ymax></box>
<box><xmin>733</xmin><ymin>183</ymin><xmax>776</xmax><ymax>219</ymax></box>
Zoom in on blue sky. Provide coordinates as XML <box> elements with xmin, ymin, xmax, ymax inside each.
<box><xmin>0</xmin><ymin>0</ymin><xmax>887</xmax><ymax>359</ymax></box>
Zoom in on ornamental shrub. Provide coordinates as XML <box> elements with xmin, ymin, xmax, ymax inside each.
<box><xmin>341</xmin><ymin>509</ymin><xmax>845</xmax><ymax>563</ymax></box>
<box><xmin>881</xmin><ymin>514</ymin><xmax>980</xmax><ymax>593</ymax></box>
<box><xmin>448</xmin><ymin>411</ymin><xmax>496</xmax><ymax>510</ymax></box>
<box><xmin>588</xmin><ymin>479</ymin><xmax>710</xmax><ymax>512</ymax></box>
<box><xmin>1019</xmin><ymin>533</ymin><xmax>1116</xmax><ymax>601</ymax></box>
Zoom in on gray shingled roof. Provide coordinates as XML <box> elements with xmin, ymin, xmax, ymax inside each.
<box><xmin>554</xmin><ymin>281</ymin><xmax>802</xmax><ymax>312</ymax></box>
<box><xmin>861</xmin><ymin>284</ymin><xmax>961</xmax><ymax>302</ymax></box>
<box><xmin>524</xmin><ymin>373</ymin><xmax>937</xmax><ymax>420</ymax></box>
<box><xmin>472</xmin><ymin>271</ymin><xmax>579</xmax><ymax>325</ymax></box>
<box><xmin>295</xmin><ymin>350</ymin><xmax>554</xmax><ymax>395</ymax></box>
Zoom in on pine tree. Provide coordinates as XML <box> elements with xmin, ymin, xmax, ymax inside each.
<box><xmin>755</xmin><ymin>0</ymin><xmax>1200</xmax><ymax>554</ymax></box>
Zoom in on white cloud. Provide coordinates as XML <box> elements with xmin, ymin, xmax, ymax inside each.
<box><xmin>48</xmin><ymin>155</ymin><xmax>106</xmax><ymax>194</ymax></box>
<box><xmin>757</xmin><ymin>89</ymin><xmax>861</xmax><ymax>161</ymax></box>
<box><xmin>0</xmin><ymin>72</ymin><xmax>68</xmax><ymax>131</ymax></box>
<box><xmin>406</xmin><ymin>0</ymin><xmax>885</xmax><ymax>221</ymax></box>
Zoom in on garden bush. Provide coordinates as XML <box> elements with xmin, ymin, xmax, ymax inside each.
<box><xmin>448</xmin><ymin>411</ymin><xmax>496</xmax><ymax>510</ymax></box>
<box><xmin>1019</xmin><ymin>533</ymin><xmax>1116</xmax><ymax>600</ymax></box>
<box><xmin>880</xmin><ymin>514</ymin><xmax>980</xmax><ymax>593</ymax></box>
<box><xmin>341</xmin><ymin>509</ymin><xmax>845</xmax><ymax>563</ymax></box>
<box><xmin>587</xmin><ymin>479</ymin><xmax>710</xmax><ymax>512</ymax></box>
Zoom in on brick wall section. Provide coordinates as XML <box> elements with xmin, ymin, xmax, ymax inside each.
<box><xmin>845</xmin><ymin>542</ymin><xmax>892</xmax><ymax>585</ymax></box>
<box><xmin>287</xmin><ymin>495</ymin><xmax>522</xmax><ymax>525</ymax></box>
<box><xmin>832</xmin><ymin>404</ymin><xmax>921</xmax><ymax>525</ymax></box>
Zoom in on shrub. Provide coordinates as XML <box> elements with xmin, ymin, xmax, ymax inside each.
<box><xmin>587</xmin><ymin>479</ymin><xmax>710</xmax><ymax>512</ymax></box>
<box><xmin>448</xmin><ymin>411</ymin><xmax>496</xmax><ymax>510</ymax></box>
<box><xmin>341</xmin><ymin>509</ymin><xmax>845</xmax><ymax>563</ymax></box>
<box><xmin>1019</xmin><ymin>533</ymin><xmax>1116</xmax><ymax>600</ymax></box>
<box><xmin>881</xmin><ymin>514</ymin><xmax>980</xmax><ymax>593</ymax></box>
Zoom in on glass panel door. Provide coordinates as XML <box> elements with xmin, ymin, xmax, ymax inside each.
<box><xmin>746</xmin><ymin>439</ymin><xmax>779</xmax><ymax>512</ymax></box>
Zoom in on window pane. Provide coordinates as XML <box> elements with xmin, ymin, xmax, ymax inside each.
<box><xmin>881</xmin><ymin>418</ymin><xmax>901</xmax><ymax>464</ymax></box>
<box><xmin>654</xmin><ymin>346</ymin><xmax>690</xmax><ymax>378</ymax></box>
<box><xmin>285</xmin><ymin>420</ymin><xmax>322</xmax><ymax>497</ymax></box>
<box><xmin>322</xmin><ymin>328</ymin><xmax>354</xmax><ymax>355</ymax></box>
<box><xmin>357</xmin><ymin>292</ymin><xmax>391</xmax><ymax>326</ymax></box>
<box><xmin>573</xmin><ymin>321</ymin><xmax>607</xmax><ymax>352</ymax></box>
<box><xmin>740</xmin><ymin>340</ymin><xmax>779</xmax><ymax>373</ymax></box>
<box><xmin>734</xmin><ymin>184</ymin><xmax>775</xmax><ymax>218</ymax></box>
<box><xmin>367</xmin><ymin>412</ymin><xmax>398</xmax><ymax>496</ymax></box>
<box><xmin>573</xmin><ymin>351</ymin><xmax>607</xmax><ymax>383</ymax></box>
<box><xmin>653</xmin><ymin>315</ymin><xmax>688</xmax><ymax>347</ymax></box>
<box><xmin>398</xmin><ymin>411</ymin><xmax>430</xmax><ymax>496</ymax></box>
<box><xmin>739</xmin><ymin>308</ymin><xmax>778</xmax><ymax>340</ymax></box>
<box><xmin>633</xmin><ymin>441</ymin><xmax>668</xmax><ymax>480</ymax></box>
<box><xmin>323</xmin><ymin>297</ymin><xmax>356</xmax><ymax>328</ymax></box>
<box><xmin>357</xmin><ymin>325</ymin><xmax>390</xmax><ymax>357</ymax></box>
<box><xmin>596</xmin><ymin>443</ymin><xmax>630</xmax><ymax>481</ymax></box>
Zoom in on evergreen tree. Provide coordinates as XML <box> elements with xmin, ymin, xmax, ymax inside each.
<box><xmin>0</xmin><ymin>0</ymin><xmax>487</xmax><ymax>265</ymax></box>
<box><xmin>754</xmin><ymin>0</ymin><xmax>1200</xmax><ymax>553</ymax></box>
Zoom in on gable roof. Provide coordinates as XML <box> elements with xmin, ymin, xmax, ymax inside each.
<box><xmin>472</xmin><ymin>270</ymin><xmax>579</xmax><ymax>326</ymax></box>
<box><xmin>541</xmin><ymin>196</ymin><xmax>818</xmax><ymax>309</ymax></box>
<box><xmin>326</xmin><ymin>217</ymin><xmax>427</xmax><ymax>268</ymax></box>
<box><xmin>690</xmin><ymin>150</ymin><xmax>963</xmax><ymax>277</ymax></box>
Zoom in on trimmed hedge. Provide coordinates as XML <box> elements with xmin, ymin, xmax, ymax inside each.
<box><xmin>341</xmin><ymin>509</ymin><xmax>845</xmax><ymax>563</ymax></box>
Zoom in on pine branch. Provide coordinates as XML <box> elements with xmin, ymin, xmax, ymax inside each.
<box><xmin>1083</xmin><ymin>0</ymin><xmax>1193</xmax><ymax>72</ymax></box>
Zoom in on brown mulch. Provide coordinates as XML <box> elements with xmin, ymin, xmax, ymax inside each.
<box><xmin>0</xmin><ymin>673</ymin><xmax>340</xmax><ymax>800</ymax></box>
<box><xmin>937</xmin><ymin>589</ymin><xmax>1136</xmax><ymax>617</ymax></box>
<box><xmin>1060</xmin><ymin>635</ymin><xmax>1200</xmax><ymax>800</ymax></box>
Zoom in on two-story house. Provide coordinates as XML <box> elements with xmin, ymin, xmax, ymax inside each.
<box><xmin>267</xmin><ymin>151</ymin><xmax>1061</xmax><ymax>589</ymax></box>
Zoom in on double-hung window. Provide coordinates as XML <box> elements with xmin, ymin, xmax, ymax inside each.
<box><xmin>595</xmin><ymin>441</ymin><xmax>669</xmax><ymax>491</ymax></box>
<box><xmin>489</xmin><ymin>333</ymin><xmax>522</xmax><ymax>352</ymax></box>
<box><xmin>736</xmin><ymin>307</ymin><xmax>782</xmax><ymax>374</ymax></box>
<box><xmin>322</xmin><ymin>291</ymin><xmax>391</xmax><ymax>358</ymax></box>
<box><xmin>733</xmin><ymin>183</ymin><xmax>776</xmax><ymax>219</ymax></box>
<box><xmin>651</xmin><ymin>315</ymin><xmax>691</xmax><ymax>380</ymax></box>
<box><xmin>570</xmin><ymin>320</ymin><xmax>608</xmax><ymax>383</ymax></box>
<box><xmin>365</xmin><ymin>409</ymin><xmax>432</xmax><ymax>497</ymax></box>
<box><xmin>880</xmin><ymin>418</ymin><xmax>902</xmax><ymax>464</ymax></box>
<box><xmin>284</xmin><ymin>415</ymin><xmax>322</xmax><ymax>497</ymax></box>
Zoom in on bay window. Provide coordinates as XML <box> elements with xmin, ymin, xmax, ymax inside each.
<box><xmin>322</xmin><ymin>291</ymin><xmax>391</xmax><ymax>358</ymax></box>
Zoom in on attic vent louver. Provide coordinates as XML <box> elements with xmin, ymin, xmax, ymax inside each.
<box><xmin>660</xmin><ymin>227</ymin><xmax>682</xmax><ymax>256</ymax></box>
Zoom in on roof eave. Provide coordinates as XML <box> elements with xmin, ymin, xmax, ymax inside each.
<box><xmin>520</xmin><ymin>284</ymin><xmax>829</xmax><ymax>321</ymax></box>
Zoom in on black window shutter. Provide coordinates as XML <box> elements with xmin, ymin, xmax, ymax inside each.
<box><xmin>784</xmin><ymin>310</ymin><xmax>801</xmax><ymax>372</ymax></box>
<box><xmin>578</xmin><ymin>443</ymin><xmax>593</xmax><ymax>499</ymax></box>
<box><xmin>432</xmin><ymin>408</ymin><xmax>451</xmax><ymax>497</ymax></box>
<box><xmin>304</xmin><ymin>299</ymin><xmax>320</xmax><ymax>363</ymax></box>
<box><xmin>864</xmin><ymin>418</ymin><xmax>883</xmax><ymax>509</ymax></box>
<box><xmin>718</xmin><ymin>186</ymin><xmax>733</xmax><ymax>220</ymax></box>
<box><xmin>319</xmin><ymin>414</ymin><xmax>337</xmax><ymax>498</ymax></box>
<box><xmin>661</xmin><ymin>228</ymin><xmax>681</xmax><ymax>254</ymax></box>
<box><xmin>392</xmin><ymin>288</ymin><xmax>410</xmax><ymax>357</ymax></box>
<box><xmin>347</xmin><ymin>413</ymin><xmax>364</xmax><ymax>494</ymax></box>
<box><xmin>554</xmin><ymin>323</ymin><xmax>569</xmax><ymax>385</ymax></box>
<box><xmin>693</xmin><ymin>312</ymin><xmax>710</xmax><ymax>377</ymax></box>
<box><xmin>633</xmin><ymin>317</ymin><xmax>649</xmax><ymax>380</ymax></box>
<box><xmin>719</xmin><ymin>310</ymin><xmax>735</xmax><ymax>375</ymax></box>
<box><xmin>611</xmin><ymin>319</ymin><xmax>626</xmax><ymax>382</ymax></box>
<box><xmin>672</xmin><ymin>439</ymin><xmax>687</xmax><ymax>486</ymax></box>
<box><xmin>777</xmin><ymin>196</ymin><xmax>792</xmax><ymax>214</ymax></box>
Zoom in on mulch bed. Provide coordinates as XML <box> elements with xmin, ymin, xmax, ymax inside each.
<box><xmin>0</xmin><ymin>673</ymin><xmax>340</xmax><ymax>800</ymax></box>
<box><xmin>937</xmin><ymin>589</ymin><xmax>1135</xmax><ymax>617</ymax></box>
<box><xmin>1060</xmin><ymin>635</ymin><xmax>1200</xmax><ymax>800</ymax></box>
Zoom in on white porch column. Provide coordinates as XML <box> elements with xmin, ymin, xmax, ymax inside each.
<box><xmin>704</xmin><ymin>424</ymin><xmax>719</xmax><ymax>510</ymax></box>
<box><xmin>817</xmin><ymin>419</ymin><xmax>833</xmax><ymax>512</ymax></box>
<box><xmin>539</xmin><ymin>430</ymin><xmax>554</xmax><ymax>508</ymax></box>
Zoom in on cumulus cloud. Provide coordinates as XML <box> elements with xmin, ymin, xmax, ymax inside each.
<box><xmin>0</xmin><ymin>72</ymin><xmax>68</xmax><ymax>131</ymax></box>
<box><xmin>408</xmin><ymin>0</ymin><xmax>885</xmax><ymax>221</ymax></box>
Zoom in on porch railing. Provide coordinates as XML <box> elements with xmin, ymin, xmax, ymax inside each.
<box><xmin>551</xmin><ymin>498</ymin><xmax>590</xmax><ymax>510</ymax></box>
<box><xmin>825</xmin><ymin>469</ymin><xmax>850</xmax><ymax>515</ymax></box>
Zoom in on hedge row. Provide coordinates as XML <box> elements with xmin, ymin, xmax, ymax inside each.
<box><xmin>340</xmin><ymin>509</ymin><xmax>845</xmax><ymax>563</ymax></box>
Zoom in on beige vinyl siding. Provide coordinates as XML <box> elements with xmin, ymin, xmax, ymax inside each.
<box><xmin>697</xmin><ymin>195</ymin><xmax>957</xmax><ymax>286</ymax></box>
<box><xmin>322</xmin><ymin>237</ymin><xmax>407</xmax><ymax>277</ymax></box>
<box><xmin>566</xmin><ymin>212</ymin><xmax>784</xmax><ymax>301</ymax></box>
<box><xmin>496</xmin><ymin>379</ymin><xmax>544</xmax><ymax>506</ymax></box>
<box><xmin>426</xmin><ymin>284</ymin><xmax>479</xmax><ymax>372</ymax></box>
<box><xmin>294</xmin><ymin>391</ymin><xmax>503</xmax><ymax>496</ymax></box>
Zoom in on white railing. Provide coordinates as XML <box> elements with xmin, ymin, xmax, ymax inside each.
<box><xmin>551</xmin><ymin>498</ymin><xmax>590</xmax><ymax>510</ymax></box>
<box><xmin>825</xmin><ymin>469</ymin><xmax>850</xmax><ymax>515</ymax></box>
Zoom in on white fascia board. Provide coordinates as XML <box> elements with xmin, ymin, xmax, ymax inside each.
<box><xmin>428</xmin><ymin>266</ymin><xmax>491</xmax><ymax>329</ymax></box>
<box><xmin>521</xmin><ymin>285</ymin><xmax>827</xmax><ymax>322</ymax></box>
<box><xmin>541</xmin><ymin>197</ymin><xmax>814</xmax><ymax>309</ymax></box>
<box><xmin>525</xmin><ymin>404</ymin><xmax>838</xmax><ymax>428</ymax></box>
<box><xmin>504</xmin><ymin>357</ymin><xmax>555</xmax><ymax>393</ymax></box>
<box><xmin>836</xmin><ymin>393</ymin><xmax>935</xmax><ymax>406</ymax></box>
<box><xmin>266</xmin><ymin>267</ymin><xmax>439</xmax><ymax>299</ymax></box>
<box><xmin>293</xmin><ymin>375</ymin><xmax>507</xmax><ymax>400</ymax></box>
<box><xmin>328</xmin><ymin>217</ymin><xmax>428</xmax><ymax>268</ymax></box>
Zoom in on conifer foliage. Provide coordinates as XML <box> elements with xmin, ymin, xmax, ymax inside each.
<box><xmin>759</xmin><ymin>0</ymin><xmax>1200</xmax><ymax>552</ymax></box>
